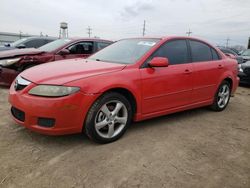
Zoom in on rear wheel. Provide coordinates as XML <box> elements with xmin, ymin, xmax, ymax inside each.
<box><xmin>210</xmin><ymin>81</ymin><xmax>231</xmax><ymax>111</ymax></box>
<box><xmin>84</xmin><ymin>92</ymin><xmax>132</xmax><ymax>144</ymax></box>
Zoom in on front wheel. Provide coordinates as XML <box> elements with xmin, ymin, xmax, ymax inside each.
<box><xmin>210</xmin><ymin>81</ymin><xmax>231</xmax><ymax>111</ymax></box>
<box><xmin>84</xmin><ymin>92</ymin><xmax>132</xmax><ymax>144</ymax></box>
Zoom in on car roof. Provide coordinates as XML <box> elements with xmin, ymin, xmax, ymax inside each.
<box><xmin>120</xmin><ymin>36</ymin><xmax>210</xmax><ymax>42</ymax></box>
<box><xmin>24</xmin><ymin>36</ymin><xmax>57</xmax><ymax>40</ymax></box>
<box><xmin>68</xmin><ymin>37</ymin><xmax>113</xmax><ymax>43</ymax></box>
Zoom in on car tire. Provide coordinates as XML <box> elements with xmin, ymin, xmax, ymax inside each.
<box><xmin>210</xmin><ymin>80</ymin><xmax>231</xmax><ymax>111</ymax></box>
<box><xmin>84</xmin><ymin>92</ymin><xmax>132</xmax><ymax>144</ymax></box>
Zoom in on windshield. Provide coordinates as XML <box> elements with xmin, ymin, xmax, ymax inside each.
<box><xmin>11</xmin><ymin>38</ymin><xmax>29</xmax><ymax>47</ymax></box>
<box><xmin>88</xmin><ymin>38</ymin><xmax>160</xmax><ymax>64</ymax></box>
<box><xmin>242</xmin><ymin>49</ymin><xmax>250</xmax><ymax>56</ymax></box>
<box><xmin>39</xmin><ymin>38</ymin><xmax>71</xmax><ymax>52</ymax></box>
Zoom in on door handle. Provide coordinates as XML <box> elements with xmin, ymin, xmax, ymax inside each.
<box><xmin>218</xmin><ymin>64</ymin><xmax>223</xmax><ymax>69</ymax></box>
<box><xmin>184</xmin><ymin>69</ymin><xmax>192</xmax><ymax>74</ymax></box>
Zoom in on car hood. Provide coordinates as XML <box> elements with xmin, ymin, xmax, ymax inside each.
<box><xmin>241</xmin><ymin>55</ymin><xmax>250</xmax><ymax>60</ymax></box>
<box><xmin>242</xmin><ymin>61</ymin><xmax>250</xmax><ymax>68</ymax></box>
<box><xmin>21</xmin><ymin>59</ymin><xmax>126</xmax><ymax>85</ymax></box>
<box><xmin>0</xmin><ymin>48</ymin><xmax>44</xmax><ymax>59</ymax></box>
<box><xmin>0</xmin><ymin>46</ymin><xmax>16</xmax><ymax>52</ymax></box>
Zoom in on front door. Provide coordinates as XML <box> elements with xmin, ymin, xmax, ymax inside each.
<box><xmin>140</xmin><ymin>39</ymin><xmax>193</xmax><ymax>115</ymax></box>
<box><xmin>55</xmin><ymin>41</ymin><xmax>94</xmax><ymax>61</ymax></box>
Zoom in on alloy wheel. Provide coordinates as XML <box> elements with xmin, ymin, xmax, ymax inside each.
<box><xmin>94</xmin><ymin>100</ymin><xmax>128</xmax><ymax>139</ymax></box>
<box><xmin>217</xmin><ymin>84</ymin><xmax>230</xmax><ymax>109</ymax></box>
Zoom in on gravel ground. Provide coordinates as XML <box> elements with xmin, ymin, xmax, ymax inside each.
<box><xmin>0</xmin><ymin>86</ymin><xmax>249</xmax><ymax>188</ymax></box>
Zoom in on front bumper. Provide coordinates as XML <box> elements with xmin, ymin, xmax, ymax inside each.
<box><xmin>0</xmin><ymin>66</ymin><xmax>19</xmax><ymax>87</ymax></box>
<box><xmin>8</xmin><ymin>82</ymin><xmax>99</xmax><ymax>135</ymax></box>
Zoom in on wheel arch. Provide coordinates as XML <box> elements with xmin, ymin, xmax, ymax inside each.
<box><xmin>100</xmin><ymin>87</ymin><xmax>138</xmax><ymax>116</ymax></box>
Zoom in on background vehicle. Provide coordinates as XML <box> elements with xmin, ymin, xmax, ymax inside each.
<box><xmin>0</xmin><ymin>37</ymin><xmax>56</xmax><ymax>51</ymax></box>
<box><xmin>218</xmin><ymin>47</ymin><xmax>243</xmax><ymax>64</ymax></box>
<box><xmin>9</xmin><ymin>36</ymin><xmax>238</xmax><ymax>144</ymax></box>
<box><xmin>239</xmin><ymin>49</ymin><xmax>250</xmax><ymax>63</ymax></box>
<box><xmin>238</xmin><ymin>61</ymin><xmax>250</xmax><ymax>84</ymax></box>
<box><xmin>0</xmin><ymin>38</ymin><xmax>112</xmax><ymax>86</ymax></box>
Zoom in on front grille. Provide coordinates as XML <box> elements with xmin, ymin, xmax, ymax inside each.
<box><xmin>244</xmin><ymin>67</ymin><xmax>250</xmax><ymax>75</ymax></box>
<box><xmin>11</xmin><ymin>107</ymin><xmax>25</xmax><ymax>122</ymax></box>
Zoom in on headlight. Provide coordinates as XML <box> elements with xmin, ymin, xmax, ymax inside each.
<box><xmin>238</xmin><ymin>64</ymin><xmax>243</xmax><ymax>72</ymax></box>
<box><xmin>0</xmin><ymin>58</ymin><xmax>21</xmax><ymax>67</ymax></box>
<box><xmin>29</xmin><ymin>85</ymin><xmax>80</xmax><ymax>97</ymax></box>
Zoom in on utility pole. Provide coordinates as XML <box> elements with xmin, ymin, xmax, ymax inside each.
<box><xmin>226</xmin><ymin>37</ymin><xmax>230</xmax><ymax>48</ymax></box>
<box><xmin>87</xmin><ymin>26</ymin><xmax>92</xmax><ymax>38</ymax></box>
<box><xmin>142</xmin><ymin>20</ymin><xmax>146</xmax><ymax>36</ymax></box>
<box><xmin>186</xmin><ymin>29</ymin><xmax>192</xmax><ymax>36</ymax></box>
<box><xmin>19</xmin><ymin>31</ymin><xmax>22</xmax><ymax>39</ymax></box>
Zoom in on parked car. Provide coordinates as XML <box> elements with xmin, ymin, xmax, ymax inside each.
<box><xmin>218</xmin><ymin>47</ymin><xmax>243</xmax><ymax>64</ymax></box>
<box><xmin>239</xmin><ymin>49</ymin><xmax>250</xmax><ymax>63</ymax></box>
<box><xmin>238</xmin><ymin>61</ymin><xmax>250</xmax><ymax>84</ymax></box>
<box><xmin>0</xmin><ymin>38</ymin><xmax>112</xmax><ymax>86</ymax></box>
<box><xmin>0</xmin><ymin>37</ymin><xmax>56</xmax><ymax>51</ymax></box>
<box><xmin>9</xmin><ymin>36</ymin><xmax>239</xmax><ymax>143</ymax></box>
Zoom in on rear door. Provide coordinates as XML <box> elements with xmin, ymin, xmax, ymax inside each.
<box><xmin>189</xmin><ymin>40</ymin><xmax>223</xmax><ymax>103</ymax></box>
<box><xmin>55</xmin><ymin>41</ymin><xmax>94</xmax><ymax>60</ymax></box>
<box><xmin>140</xmin><ymin>39</ymin><xmax>194</xmax><ymax>114</ymax></box>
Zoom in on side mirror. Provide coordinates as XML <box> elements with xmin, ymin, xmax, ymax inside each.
<box><xmin>59</xmin><ymin>49</ymin><xmax>70</xmax><ymax>56</ymax></box>
<box><xmin>225</xmin><ymin>53</ymin><xmax>236</xmax><ymax>59</ymax></box>
<box><xmin>148</xmin><ymin>57</ymin><xmax>169</xmax><ymax>67</ymax></box>
<box><xmin>16</xmin><ymin>44</ymin><xmax>26</xmax><ymax>49</ymax></box>
<box><xmin>4</xmin><ymin>43</ymin><xmax>10</xmax><ymax>47</ymax></box>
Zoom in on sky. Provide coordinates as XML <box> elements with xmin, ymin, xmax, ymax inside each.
<box><xmin>0</xmin><ymin>0</ymin><xmax>250</xmax><ymax>46</ymax></box>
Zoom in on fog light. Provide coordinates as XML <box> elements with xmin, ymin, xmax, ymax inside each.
<box><xmin>37</xmin><ymin>118</ymin><xmax>55</xmax><ymax>128</ymax></box>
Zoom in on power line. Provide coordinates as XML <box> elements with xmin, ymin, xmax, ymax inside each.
<box><xmin>142</xmin><ymin>20</ymin><xmax>146</xmax><ymax>36</ymax></box>
<box><xmin>87</xmin><ymin>26</ymin><xmax>92</xmax><ymax>38</ymax></box>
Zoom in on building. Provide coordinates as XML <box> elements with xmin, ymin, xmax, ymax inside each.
<box><xmin>0</xmin><ymin>32</ymin><xmax>38</xmax><ymax>45</ymax></box>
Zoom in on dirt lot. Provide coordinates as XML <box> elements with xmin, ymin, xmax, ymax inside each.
<box><xmin>0</xmin><ymin>86</ymin><xmax>249</xmax><ymax>188</ymax></box>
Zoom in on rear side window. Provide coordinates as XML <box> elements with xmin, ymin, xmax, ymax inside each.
<box><xmin>190</xmin><ymin>40</ymin><xmax>213</xmax><ymax>62</ymax></box>
<box><xmin>211</xmin><ymin>48</ymin><xmax>220</xmax><ymax>60</ymax></box>
<box><xmin>152</xmin><ymin>40</ymin><xmax>189</xmax><ymax>65</ymax></box>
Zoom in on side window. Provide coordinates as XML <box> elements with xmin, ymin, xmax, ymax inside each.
<box><xmin>190</xmin><ymin>40</ymin><xmax>213</xmax><ymax>62</ymax></box>
<box><xmin>25</xmin><ymin>39</ymin><xmax>45</xmax><ymax>48</ymax></box>
<box><xmin>97</xmin><ymin>42</ymin><xmax>111</xmax><ymax>51</ymax></box>
<box><xmin>150</xmin><ymin>40</ymin><xmax>189</xmax><ymax>65</ymax></box>
<box><xmin>67</xmin><ymin>42</ymin><xmax>93</xmax><ymax>54</ymax></box>
<box><xmin>211</xmin><ymin>48</ymin><xmax>220</xmax><ymax>60</ymax></box>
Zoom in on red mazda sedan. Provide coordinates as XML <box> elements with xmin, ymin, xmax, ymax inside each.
<box><xmin>9</xmin><ymin>36</ymin><xmax>239</xmax><ymax>143</ymax></box>
<box><xmin>0</xmin><ymin>38</ymin><xmax>112</xmax><ymax>86</ymax></box>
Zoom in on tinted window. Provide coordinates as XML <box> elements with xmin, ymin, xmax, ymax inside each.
<box><xmin>151</xmin><ymin>40</ymin><xmax>189</xmax><ymax>65</ymax></box>
<box><xmin>97</xmin><ymin>42</ymin><xmax>111</xmax><ymax>51</ymax></box>
<box><xmin>24</xmin><ymin>39</ymin><xmax>45</xmax><ymax>48</ymax></box>
<box><xmin>67</xmin><ymin>42</ymin><xmax>93</xmax><ymax>54</ymax></box>
<box><xmin>211</xmin><ymin>48</ymin><xmax>220</xmax><ymax>60</ymax></box>
<box><xmin>190</xmin><ymin>40</ymin><xmax>212</xmax><ymax>62</ymax></box>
